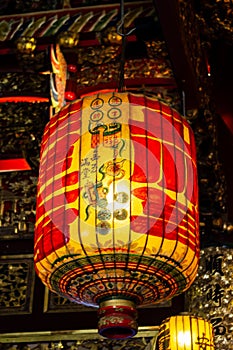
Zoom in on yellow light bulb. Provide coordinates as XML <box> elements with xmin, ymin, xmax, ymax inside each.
<box><xmin>177</xmin><ymin>331</ymin><xmax>191</xmax><ymax>346</ymax></box>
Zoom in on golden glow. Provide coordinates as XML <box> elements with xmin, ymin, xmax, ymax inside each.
<box><xmin>16</xmin><ymin>36</ymin><xmax>37</xmax><ymax>55</ymax></box>
<box><xmin>158</xmin><ymin>315</ymin><xmax>215</xmax><ymax>350</ymax></box>
<box><xmin>102</xmin><ymin>26</ymin><xmax>122</xmax><ymax>45</ymax></box>
<box><xmin>177</xmin><ymin>331</ymin><xmax>191</xmax><ymax>346</ymax></box>
<box><xmin>58</xmin><ymin>31</ymin><xmax>79</xmax><ymax>48</ymax></box>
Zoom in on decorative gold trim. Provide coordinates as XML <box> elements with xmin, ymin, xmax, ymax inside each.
<box><xmin>100</xmin><ymin>299</ymin><xmax>136</xmax><ymax>308</ymax></box>
<box><xmin>0</xmin><ymin>326</ymin><xmax>159</xmax><ymax>343</ymax></box>
<box><xmin>0</xmin><ymin>254</ymin><xmax>33</xmax><ymax>259</ymax></box>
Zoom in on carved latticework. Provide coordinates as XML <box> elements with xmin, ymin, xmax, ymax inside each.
<box><xmin>195</xmin><ymin>0</ymin><xmax>233</xmax><ymax>44</ymax></box>
<box><xmin>187</xmin><ymin>106</ymin><xmax>228</xmax><ymax>246</ymax></box>
<box><xmin>0</xmin><ymin>73</ymin><xmax>49</xmax><ymax>96</ymax></box>
<box><xmin>0</xmin><ymin>0</ymin><xmax>63</xmax><ymax>15</ymax></box>
<box><xmin>74</xmin><ymin>41</ymin><xmax>174</xmax><ymax>91</ymax></box>
<box><xmin>0</xmin><ymin>101</ymin><xmax>49</xmax><ymax>237</ymax></box>
<box><xmin>0</xmin><ymin>255</ymin><xmax>35</xmax><ymax>314</ymax></box>
<box><xmin>0</xmin><ymin>336</ymin><xmax>157</xmax><ymax>350</ymax></box>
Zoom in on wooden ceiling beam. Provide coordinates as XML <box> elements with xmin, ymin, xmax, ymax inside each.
<box><xmin>153</xmin><ymin>0</ymin><xmax>204</xmax><ymax>110</ymax></box>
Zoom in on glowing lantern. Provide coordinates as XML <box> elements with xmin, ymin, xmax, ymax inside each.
<box><xmin>34</xmin><ymin>92</ymin><xmax>199</xmax><ymax>339</ymax></box>
<box><xmin>58</xmin><ymin>31</ymin><xmax>79</xmax><ymax>48</ymax></box>
<box><xmin>16</xmin><ymin>36</ymin><xmax>37</xmax><ymax>55</ymax></box>
<box><xmin>157</xmin><ymin>315</ymin><xmax>215</xmax><ymax>349</ymax></box>
<box><xmin>65</xmin><ymin>79</ymin><xmax>77</xmax><ymax>101</ymax></box>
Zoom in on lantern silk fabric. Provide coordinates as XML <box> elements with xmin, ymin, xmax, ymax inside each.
<box><xmin>34</xmin><ymin>92</ymin><xmax>199</xmax><ymax>337</ymax></box>
<box><xmin>157</xmin><ymin>315</ymin><xmax>215</xmax><ymax>350</ymax></box>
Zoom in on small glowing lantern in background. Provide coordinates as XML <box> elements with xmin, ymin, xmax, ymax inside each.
<box><xmin>102</xmin><ymin>26</ymin><xmax>122</xmax><ymax>45</ymax></box>
<box><xmin>65</xmin><ymin>79</ymin><xmax>77</xmax><ymax>101</ymax></box>
<box><xmin>157</xmin><ymin>315</ymin><xmax>215</xmax><ymax>349</ymax></box>
<box><xmin>34</xmin><ymin>92</ymin><xmax>199</xmax><ymax>339</ymax></box>
<box><xmin>58</xmin><ymin>31</ymin><xmax>79</xmax><ymax>48</ymax></box>
<box><xmin>16</xmin><ymin>36</ymin><xmax>37</xmax><ymax>55</ymax></box>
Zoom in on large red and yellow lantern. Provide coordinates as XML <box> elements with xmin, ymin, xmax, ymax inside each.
<box><xmin>34</xmin><ymin>92</ymin><xmax>199</xmax><ymax>339</ymax></box>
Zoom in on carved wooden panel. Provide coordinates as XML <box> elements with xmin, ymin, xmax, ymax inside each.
<box><xmin>0</xmin><ymin>255</ymin><xmax>35</xmax><ymax>315</ymax></box>
<box><xmin>0</xmin><ymin>101</ymin><xmax>49</xmax><ymax>238</ymax></box>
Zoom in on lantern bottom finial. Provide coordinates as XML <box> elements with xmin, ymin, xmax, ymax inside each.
<box><xmin>98</xmin><ymin>299</ymin><xmax>138</xmax><ymax>339</ymax></box>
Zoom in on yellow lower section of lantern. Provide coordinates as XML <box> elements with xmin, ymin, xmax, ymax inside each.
<box><xmin>35</xmin><ymin>239</ymin><xmax>199</xmax><ymax>308</ymax></box>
